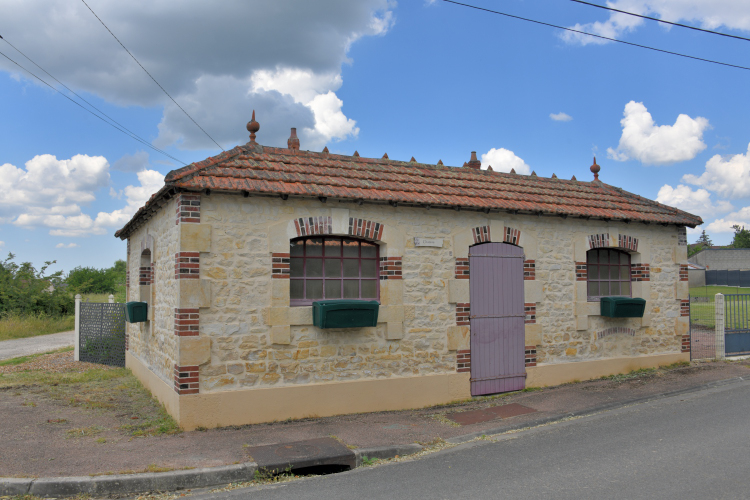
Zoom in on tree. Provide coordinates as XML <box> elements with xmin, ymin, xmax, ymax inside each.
<box><xmin>0</xmin><ymin>253</ymin><xmax>73</xmax><ymax>316</ymax></box>
<box><xmin>696</xmin><ymin>230</ymin><xmax>713</xmax><ymax>247</ymax></box>
<box><xmin>731</xmin><ymin>225</ymin><xmax>750</xmax><ymax>248</ymax></box>
<box><xmin>66</xmin><ymin>259</ymin><xmax>126</xmax><ymax>294</ymax></box>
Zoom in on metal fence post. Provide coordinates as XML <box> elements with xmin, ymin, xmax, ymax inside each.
<box><xmin>715</xmin><ymin>293</ymin><xmax>725</xmax><ymax>360</ymax></box>
<box><xmin>108</xmin><ymin>294</ymin><xmax>114</xmax><ymax>304</ymax></box>
<box><xmin>74</xmin><ymin>294</ymin><xmax>81</xmax><ymax>361</ymax></box>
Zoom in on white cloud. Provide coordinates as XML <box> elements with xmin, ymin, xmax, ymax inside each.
<box><xmin>55</xmin><ymin>243</ymin><xmax>79</xmax><ymax>248</ymax></box>
<box><xmin>562</xmin><ymin>1</ymin><xmax>750</xmax><ymax>45</ymax></box>
<box><xmin>550</xmin><ymin>112</ymin><xmax>573</xmax><ymax>122</ymax></box>
<box><xmin>655</xmin><ymin>184</ymin><xmax>732</xmax><ymax>217</ymax></box>
<box><xmin>0</xmin><ymin>241</ymin><xmax>4</xmax><ymax>248</ymax></box>
<box><xmin>682</xmin><ymin>143</ymin><xmax>750</xmax><ymax>199</ymax></box>
<box><xmin>480</xmin><ymin>148</ymin><xmax>531</xmax><ymax>174</ymax></box>
<box><xmin>705</xmin><ymin>206</ymin><xmax>750</xmax><ymax>234</ymax></box>
<box><xmin>113</xmin><ymin>151</ymin><xmax>149</xmax><ymax>173</ymax></box>
<box><xmin>0</xmin><ymin>1</ymin><xmax>394</xmax><ymax>151</ymax></box>
<box><xmin>607</xmin><ymin>101</ymin><xmax>709</xmax><ymax>165</ymax></box>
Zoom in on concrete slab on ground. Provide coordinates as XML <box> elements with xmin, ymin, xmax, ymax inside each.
<box><xmin>245</xmin><ymin>437</ymin><xmax>356</xmax><ymax>473</ymax></box>
<box><xmin>0</xmin><ymin>331</ymin><xmax>74</xmax><ymax>361</ymax></box>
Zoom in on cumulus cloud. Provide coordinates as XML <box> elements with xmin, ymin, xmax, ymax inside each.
<box><xmin>682</xmin><ymin>143</ymin><xmax>750</xmax><ymax>199</ymax></box>
<box><xmin>562</xmin><ymin>0</ymin><xmax>750</xmax><ymax>45</ymax></box>
<box><xmin>480</xmin><ymin>148</ymin><xmax>531</xmax><ymax>174</ymax></box>
<box><xmin>607</xmin><ymin>101</ymin><xmax>709</xmax><ymax>165</ymax></box>
<box><xmin>655</xmin><ymin>184</ymin><xmax>732</xmax><ymax>217</ymax></box>
<box><xmin>55</xmin><ymin>243</ymin><xmax>79</xmax><ymax>249</ymax></box>
<box><xmin>550</xmin><ymin>112</ymin><xmax>573</xmax><ymax>122</ymax></box>
<box><xmin>705</xmin><ymin>206</ymin><xmax>750</xmax><ymax>234</ymax></box>
<box><xmin>0</xmin><ymin>1</ymin><xmax>394</xmax><ymax>150</ymax></box>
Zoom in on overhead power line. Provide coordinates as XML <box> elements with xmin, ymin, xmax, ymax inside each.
<box><xmin>0</xmin><ymin>35</ymin><xmax>186</xmax><ymax>166</ymax></box>
<box><xmin>80</xmin><ymin>0</ymin><xmax>225</xmax><ymax>152</ymax></box>
<box><xmin>570</xmin><ymin>0</ymin><xmax>750</xmax><ymax>43</ymax></box>
<box><xmin>442</xmin><ymin>0</ymin><xmax>750</xmax><ymax>72</ymax></box>
<box><xmin>0</xmin><ymin>45</ymin><xmax>187</xmax><ymax>166</ymax></box>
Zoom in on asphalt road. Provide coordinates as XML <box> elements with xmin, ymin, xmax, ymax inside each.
<box><xmin>194</xmin><ymin>379</ymin><xmax>750</xmax><ymax>500</ymax></box>
<box><xmin>0</xmin><ymin>331</ymin><xmax>74</xmax><ymax>360</ymax></box>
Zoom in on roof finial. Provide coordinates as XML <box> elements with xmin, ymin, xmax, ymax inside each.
<box><xmin>287</xmin><ymin>127</ymin><xmax>300</xmax><ymax>151</ymax></box>
<box><xmin>590</xmin><ymin>156</ymin><xmax>600</xmax><ymax>181</ymax></box>
<box><xmin>510</xmin><ymin>168</ymin><xmax>516</xmax><ymax>174</ymax></box>
<box><xmin>551</xmin><ymin>173</ymin><xmax>557</xmax><ymax>179</ymax></box>
<box><xmin>246</xmin><ymin>110</ymin><xmax>260</xmax><ymax>143</ymax></box>
<box><xmin>466</xmin><ymin>151</ymin><xmax>481</xmax><ymax>169</ymax></box>
<box><xmin>437</xmin><ymin>159</ymin><xmax>443</xmax><ymax>166</ymax></box>
<box><xmin>487</xmin><ymin>165</ymin><xmax>493</xmax><ymax>171</ymax></box>
<box><xmin>382</xmin><ymin>153</ymin><xmax>389</xmax><ymax>159</ymax></box>
<box><xmin>410</xmin><ymin>156</ymin><xmax>416</xmax><ymax>162</ymax></box>
<box><xmin>353</xmin><ymin>150</ymin><xmax>360</xmax><ymax>157</ymax></box>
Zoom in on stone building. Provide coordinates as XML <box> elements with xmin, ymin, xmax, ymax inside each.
<box><xmin>115</xmin><ymin>115</ymin><xmax>702</xmax><ymax>430</ymax></box>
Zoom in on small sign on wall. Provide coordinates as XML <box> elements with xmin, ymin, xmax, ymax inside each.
<box><xmin>414</xmin><ymin>237</ymin><xmax>443</xmax><ymax>248</ymax></box>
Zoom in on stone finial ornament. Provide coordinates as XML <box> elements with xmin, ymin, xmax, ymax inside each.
<box><xmin>510</xmin><ymin>168</ymin><xmax>516</xmax><ymax>174</ymax></box>
<box><xmin>322</xmin><ymin>146</ymin><xmax>329</xmax><ymax>154</ymax></box>
<box><xmin>466</xmin><ymin>151</ymin><xmax>481</xmax><ymax>169</ymax></box>
<box><xmin>247</xmin><ymin>110</ymin><xmax>260</xmax><ymax>143</ymax></box>
<box><xmin>382</xmin><ymin>153</ymin><xmax>389</xmax><ymax>159</ymax></box>
<box><xmin>590</xmin><ymin>157</ymin><xmax>601</xmax><ymax>180</ymax></box>
<box><xmin>487</xmin><ymin>165</ymin><xmax>493</xmax><ymax>171</ymax></box>
<box><xmin>571</xmin><ymin>175</ymin><xmax>577</xmax><ymax>181</ymax></box>
<box><xmin>287</xmin><ymin>127</ymin><xmax>300</xmax><ymax>150</ymax></box>
<box><xmin>531</xmin><ymin>171</ymin><xmax>537</xmax><ymax>176</ymax></box>
<box><xmin>353</xmin><ymin>151</ymin><xmax>360</xmax><ymax>157</ymax></box>
<box><xmin>410</xmin><ymin>156</ymin><xmax>416</xmax><ymax>162</ymax></box>
<box><xmin>437</xmin><ymin>159</ymin><xmax>443</xmax><ymax>165</ymax></box>
<box><xmin>551</xmin><ymin>173</ymin><xmax>557</xmax><ymax>178</ymax></box>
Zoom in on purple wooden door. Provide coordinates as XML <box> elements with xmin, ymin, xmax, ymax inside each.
<box><xmin>469</xmin><ymin>242</ymin><xmax>526</xmax><ymax>396</ymax></box>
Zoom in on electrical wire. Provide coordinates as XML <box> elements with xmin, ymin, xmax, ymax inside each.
<box><xmin>80</xmin><ymin>0</ymin><xmax>225</xmax><ymax>152</ymax></box>
<box><xmin>442</xmin><ymin>0</ymin><xmax>750</xmax><ymax>72</ymax></box>
<box><xmin>570</xmin><ymin>0</ymin><xmax>750</xmax><ymax>43</ymax></box>
<box><xmin>0</xmin><ymin>35</ymin><xmax>186</xmax><ymax>166</ymax></box>
<box><xmin>0</xmin><ymin>46</ymin><xmax>187</xmax><ymax>166</ymax></box>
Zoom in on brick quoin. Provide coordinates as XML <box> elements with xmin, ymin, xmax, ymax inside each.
<box><xmin>575</xmin><ymin>262</ymin><xmax>587</xmax><ymax>281</ymax></box>
<box><xmin>504</xmin><ymin>227</ymin><xmax>520</xmax><ymax>245</ymax></box>
<box><xmin>472</xmin><ymin>225</ymin><xmax>491</xmax><ymax>244</ymax></box>
<box><xmin>524</xmin><ymin>260</ymin><xmax>535</xmax><ymax>280</ymax></box>
<box><xmin>175</xmin><ymin>252</ymin><xmax>200</xmax><ymax>279</ymax></box>
<box><xmin>174</xmin><ymin>308</ymin><xmax>200</xmax><ymax>336</ymax></box>
<box><xmin>349</xmin><ymin>217</ymin><xmax>384</xmax><ymax>240</ymax></box>
<box><xmin>681</xmin><ymin>335</ymin><xmax>691</xmax><ymax>353</ymax></box>
<box><xmin>525</xmin><ymin>303</ymin><xmax>536</xmax><ymax>324</ymax></box>
<box><xmin>631</xmin><ymin>264</ymin><xmax>651</xmax><ymax>282</ymax></box>
<box><xmin>139</xmin><ymin>266</ymin><xmax>153</xmax><ymax>285</ymax></box>
<box><xmin>456</xmin><ymin>303</ymin><xmax>470</xmax><ymax>326</ymax></box>
<box><xmin>679</xmin><ymin>264</ymin><xmax>689</xmax><ymax>282</ymax></box>
<box><xmin>379</xmin><ymin>257</ymin><xmax>402</xmax><ymax>280</ymax></box>
<box><xmin>175</xmin><ymin>193</ymin><xmax>201</xmax><ymax>225</ymax></box>
<box><xmin>271</xmin><ymin>253</ymin><xmax>290</xmax><ymax>279</ymax></box>
<box><xmin>174</xmin><ymin>364</ymin><xmax>199</xmax><ymax>395</ymax></box>
<box><xmin>680</xmin><ymin>299</ymin><xmax>690</xmax><ymax>317</ymax></box>
<box><xmin>456</xmin><ymin>349</ymin><xmax>471</xmax><ymax>373</ymax></box>
<box><xmin>455</xmin><ymin>258</ymin><xmax>470</xmax><ymax>279</ymax></box>
<box><xmin>525</xmin><ymin>346</ymin><xmax>537</xmax><ymax>367</ymax></box>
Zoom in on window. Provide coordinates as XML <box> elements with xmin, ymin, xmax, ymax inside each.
<box><xmin>290</xmin><ymin>236</ymin><xmax>379</xmax><ymax>306</ymax></box>
<box><xmin>587</xmin><ymin>248</ymin><xmax>631</xmax><ymax>301</ymax></box>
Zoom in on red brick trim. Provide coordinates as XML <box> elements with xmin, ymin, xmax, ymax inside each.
<box><xmin>575</xmin><ymin>262</ymin><xmax>587</xmax><ymax>281</ymax></box>
<box><xmin>680</xmin><ymin>299</ymin><xmax>690</xmax><ymax>317</ymax></box>
<box><xmin>681</xmin><ymin>334</ymin><xmax>691</xmax><ymax>353</ymax></box>
<box><xmin>380</xmin><ymin>256</ymin><xmax>402</xmax><ymax>280</ymax></box>
<box><xmin>126</xmin><ymin>239</ymin><xmax>131</xmax><ymax>290</ymax></box>
<box><xmin>272</xmin><ymin>253</ymin><xmax>290</xmax><ymax>279</ymax></box>
<box><xmin>455</xmin><ymin>258</ymin><xmax>470</xmax><ymax>279</ymax></box>
<box><xmin>678</xmin><ymin>227</ymin><xmax>687</xmax><ymax>247</ymax></box>
<box><xmin>504</xmin><ymin>226</ymin><xmax>520</xmax><ymax>245</ymax></box>
<box><xmin>524</xmin><ymin>303</ymin><xmax>536</xmax><ymax>324</ymax></box>
<box><xmin>679</xmin><ymin>264</ymin><xmax>688</xmax><ymax>282</ymax></box>
<box><xmin>176</xmin><ymin>193</ymin><xmax>201</xmax><ymax>225</ymax></box>
<box><xmin>456</xmin><ymin>303</ymin><xmax>470</xmax><ymax>326</ymax></box>
<box><xmin>175</xmin><ymin>308</ymin><xmax>200</xmax><ymax>336</ymax></box>
<box><xmin>631</xmin><ymin>264</ymin><xmax>651</xmax><ymax>282</ymax></box>
<box><xmin>457</xmin><ymin>349</ymin><xmax>471</xmax><ymax>373</ymax></box>
<box><xmin>175</xmin><ymin>252</ymin><xmax>200</xmax><ymax>279</ymax></box>
<box><xmin>472</xmin><ymin>225</ymin><xmax>491</xmax><ymax>244</ymax></box>
<box><xmin>524</xmin><ymin>260</ymin><xmax>535</xmax><ymax>280</ymax></box>
<box><xmin>294</xmin><ymin>216</ymin><xmax>333</xmax><ymax>237</ymax></box>
<box><xmin>588</xmin><ymin>233</ymin><xmax>610</xmax><ymax>249</ymax></box>
<box><xmin>597</xmin><ymin>327</ymin><xmax>635</xmax><ymax>339</ymax></box>
<box><xmin>349</xmin><ymin>217</ymin><xmax>384</xmax><ymax>240</ymax></box>
<box><xmin>174</xmin><ymin>364</ymin><xmax>199</xmax><ymax>395</ymax></box>
<box><xmin>139</xmin><ymin>266</ymin><xmax>152</xmax><ymax>285</ymax></box>
<box><xmin>618</xmin><ymin>234</ymin><xmax>639</xmax><ymax>252</ymax></box>
<box><xmin>525</xmin><ymin>346</ymin><xmax>537</xmax><ymax>367</ymax></box>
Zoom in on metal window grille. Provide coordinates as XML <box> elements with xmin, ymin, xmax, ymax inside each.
<box><xmin>79</xmin><ymin>302</ymin><xmax>126</xmax><ymax>367</ymax></box>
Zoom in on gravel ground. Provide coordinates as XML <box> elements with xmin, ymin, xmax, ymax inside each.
<box><xmin>0</xmin><ymin>351</ymin><xmax>115</xmax><ymax>374</ymax></box>
<box><xmin>2</xmin><ymin>352</ymin><xmax>749</xmax><ymax>478</ymax></box>
<box><xmin>0</xmin><ymin>331</ymin><xmax>74</xmax><ymax>361</ymax></box>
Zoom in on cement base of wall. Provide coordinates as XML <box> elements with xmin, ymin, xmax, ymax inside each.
<box><xmin>126</xmin><ymin>352</ymin><xmax>471</xmax><ymax>430</ymax></box>
<box><xmin>526</xmin><ymin>352</ymin><xmax>690</xmax><ymax>388</ymax></box>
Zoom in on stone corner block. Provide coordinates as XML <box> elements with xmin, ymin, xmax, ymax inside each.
<box><xmin>446</xmin><ymin>325</ymin><xmax>470</xmax><ymax>351</ymax></box>
<box><xmin>675</xmin><ymin>281</ymin><xmax>689</xmax><ymax>300</ymax></box>
<box><xmin>489</xmin><ymin>219</ymin><xmax>505</xmax><ymax>243</ymax></box>
<box><xmin>179</xmin><ymin>336</ymin><xmax>211</xmax><ymax>366</ymax></box>
<box><xmin>139</xmin><ymin>285</ymin><xmax>151</xmax><ymax>303</ymax></box>
<box><xmin>380</xmin><ymin>279</ymin><xmax>403</xmax><ymax>306</ymax></box>
<box><xmin>288</xmin><ymin>306</ymin><xmax>313</xmax><ymax>326</ymax></box>
<box><xmin>453</xmin><ymin>230</ymin><xmax>474</xmax><ymax>258</ymax></box>
<box><xmin>271</xmin><ymin>279</ymin><xmax>290</xmax><ymax>307</ymax></box>
<box><xmin>525</xmin><ymin>323</ymin><xmax>542</xmax><ymax>345</ymax></box>
<box><xmin>575</xmin><ymin>301</ymin><xmax>599</xmax><ymax>317</ymax></box>
<box><xmin>179</xmin><ymin>279</ymin><xmax>211</xmax><ymax>308</ymax></box>
<box><xmin>268</xmin><ymin>220</ymin><xmax>294</xmax><ymax>254</ymax></box>
<box><xmin>269</xmin><ymin>307</ymin><xmax>290</xmax><ymax>326</ymax></box>
<box><xmin>641</xmin><ymin>309</ymin><xmax>652</xmax><ymax>327</ymax></box>
<box><xmin>576</xmin><ymin>315</ymin><xmax>589</xmax><ymax>331</ymax></box>
<box><xmin>524</xmin><ymin>281</ymin><xmax>542</xmax><ymax>303</ymax></box>
<box><xmin>382</xmin><ymin>225</ymin><xmax>405</xmax><ymax>257</ymax></box>
<box><xmin>180</xmin><ymin>223</ymin><xmax>212</xmax><ymax>252</ymax></box>
<box><xmin>675</xmin><ymin>316</ymin><xmax>689</xmax><ymax>336</ymax></box>
<box><xmin>271</xmin><ymin>325</ymin><xmax>291</xmax><ymax>345</ymax></box>
<box><xmin>379</xmin><ymin>305</ymin><xmax>404</xmax><ymax>323</ymax></box>
<box><xmin>448</xmin><ymin>279</ymin><xmax>470</xmax><ymax>304</ymax></box>
<box><xmin>573</xmin><ymin>234</ymin><xmax>589</xmax><ymax>262</ymax></box>
<box><xmin>330</xmin><ymin>208</ymin><xmax>350</xmax><ymax>234</ymax></box>
<box><xmin>673</xmin><ymin>245</ymin><xmax>688</xmax><ymax>264</ymax></box>
<box><xmin>519</xmin><ymin>230</ymin><xmax>537</xmax><ymax>260</ymax></box>
<box><xmin>385</xmin><ymin>321</ymin><xmax>404</xmax><ymax>340</ymax></box>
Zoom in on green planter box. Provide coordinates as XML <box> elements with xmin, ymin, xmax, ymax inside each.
<box><xmin>312</xmin><ymin>300</ymin><xmax>379</xmax><ymax>329</ymax></box>
<box><xmin>600</xmin><ymin>297</ymin><xmax>646</xmax><ymax>318</ymax></box>
<box><xmin>125</xmin><ymin>301</ymin><xmax>148</xmax><ymax>323</ymax></box>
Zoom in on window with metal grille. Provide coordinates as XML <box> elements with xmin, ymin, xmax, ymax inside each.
<box><xmin>587</xmin><ymin>248</ymin><xmax>631</xmax><ymax>301</ymax></box>
<box><xmin>290</xmin><ymin>236</ymin><xmax>379</xmax><ymax>306</ymax></box>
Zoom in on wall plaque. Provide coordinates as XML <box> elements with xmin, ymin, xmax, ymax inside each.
<box><xmin>414</xmin><ymin>237</ymin><xmax>443</xmax><ymax>248</ymax></box>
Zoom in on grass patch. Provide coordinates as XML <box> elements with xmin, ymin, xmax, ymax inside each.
<box><xmin>690</xmin><ymin>285</ymin><xmax>750</xmax><ymax>298</ymax></box>
<box><xmin>0</xmin><ymin>311</ymin><xmax>74</xmax><ymax>342</ymax></box>
<box><xmin>66</xmin><ymin>425</ymin><xmax>106</xmax><ymax>438</ymax></box>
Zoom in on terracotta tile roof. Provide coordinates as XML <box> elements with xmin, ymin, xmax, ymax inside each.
<box><xmin>115</xmin><ymin>142</ymin><xmax>702</xmax><ymax>239</ymax></box>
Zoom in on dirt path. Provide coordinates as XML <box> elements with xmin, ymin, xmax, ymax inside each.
<box><xmin>0</xmin><ymin>331</ymin><xmax>74</xmax><ymax>361</ymax></box>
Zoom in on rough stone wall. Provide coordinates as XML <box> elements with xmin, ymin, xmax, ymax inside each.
<box><xmin>126</xmin><ymin>197</ymin><xmax>179</xmax><ymax>386</ymax></box>
<box><xmin>689</xmin><ymin>248</ymin><xmax>750</xmax><ymax>270</ymax></box>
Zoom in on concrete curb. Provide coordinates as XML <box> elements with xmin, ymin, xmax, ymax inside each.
<box><xmin>1</xmin><ymin>462</ymin><xmax>258</xmax><ymax>498</ymax></box>
<box><xmin>2</xmin><ymin>376</ymin><xmax>746</xmax><ymax>497</ymax></box>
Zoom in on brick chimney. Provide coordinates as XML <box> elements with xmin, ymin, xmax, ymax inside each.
<box><xmin>466</xmin><ymin>151</ymin><xmax>481</xmax><ymax>169</ymax></box>
<box><xmin>287</xmin><ymin>127</ymin><xmax>300</xmax><ymax>151</ymax></box>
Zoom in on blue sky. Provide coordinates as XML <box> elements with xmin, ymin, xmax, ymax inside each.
<box><xmin>1</xmin><ymin>0</ymin><xmax>750</xmax><ymax>275</ymax></box>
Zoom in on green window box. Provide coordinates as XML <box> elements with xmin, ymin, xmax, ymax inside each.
<box><xmin>312</xmin><ymin>300</ymin><xmax>379</xmax><ymax>329</ymax></box>
<box><xmin>125</xmin><ymin>301</ymin><xmax>148</xmax><ymax>323</ymax></box>
<box><xmin>600</xmin><ymin>297</ymin><xmax>646</xmax><ymax>318</ymax></box>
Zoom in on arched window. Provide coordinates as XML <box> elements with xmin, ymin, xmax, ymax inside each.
<box><xmin>587</xmin><ymin>248</ymin><xmax>631</xmax><ymax>300</ymax></box>
<box><xmin>290</xmin><ymin>236</ymin><xmax>379</xmax><ymax>306</ymax></box>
